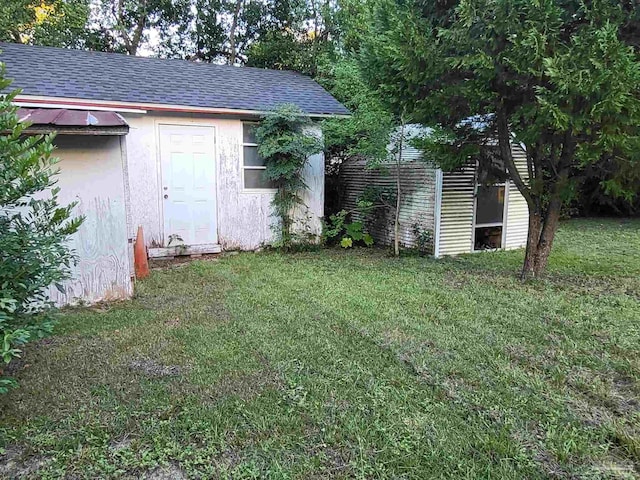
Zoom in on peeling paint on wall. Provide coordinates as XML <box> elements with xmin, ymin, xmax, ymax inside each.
<box><xmin>123</xmin><ymin>113</ymin><xmax>324</xmax><ymax>251</ymax></box>
<box><xmin>49</xmin><ymin>136</ymin><xmax>132</xmax><ymax>305</ymax></box>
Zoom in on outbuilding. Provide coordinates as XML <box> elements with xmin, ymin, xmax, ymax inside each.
<box><xmin>1</xmin><ymin>42</ymin><xmax>349</xmax><ymax>305</ymax></box>
<box><xmin>339</xmin><ymin>125</ymin><xmax>530</xmax><ymax>257</ymax></box>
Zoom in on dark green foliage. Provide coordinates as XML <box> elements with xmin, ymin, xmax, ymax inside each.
<box><xmin>0</xmin><ymin>66</ymin><xmax>82</xmax><ymax>392</ymax></box>
<box><xmin>256</xmin><ymin>104</ymin><xmax>322</xmax><ymax>249</ymax></box>
<box><xmin>0</xmin><ymin>0</ymin><xmax>90</xmax><ymax>47</ymax></box>
<box><xmin>318</xmin><ymin>59</ymin><xmax>396</xmax><ymax>224</ymax></box>
<box><xmin>245</xmin><ymin>0</ymin><xmax>339</xmax><ymax>75</ymax></box>
<box><xmin>319</xmin><ymin>59</ymin><xmax>394</xmax><ymax>164</ymax></box>
<box><xmin>361</xmin><ymin>0</ymin><xmax>640</xmax><ymax>277</ymax></box>
<box><xmin>246</xmin><ymin>30</ymin><xmax>324</xmax><ymax>76</ymax></box>
<box><xmin>571</xmin><ymin>149</ymin><xmax>640</xmax><ymax>216</ymax></box>
<box><xmin>187</xmin><ymin>0</ymin><xmax>283</xmax><ymax>64</ymax></box>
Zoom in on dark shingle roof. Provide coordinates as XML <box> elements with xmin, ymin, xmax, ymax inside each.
<box><xmin>0</xmin><ymin>42</ymin><xmax>349</xmax><ymax>116</ymax></box>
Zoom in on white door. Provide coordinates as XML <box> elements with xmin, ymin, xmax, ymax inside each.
<box><xmin>159</xmin><ymin>125</ymin><xmax>217</xmax><ymax>247</ymax></box>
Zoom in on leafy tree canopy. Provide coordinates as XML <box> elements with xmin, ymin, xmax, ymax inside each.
<box><xmin>0</xmin><ymin>0</ymin><xmax>90</xmax><ymax>47</ymax></box>
<box><xmin>361</xmin><ymin>0</ymin><xmax>640</xmax><ymax>277</ymax></box>
<box><xmin>318</xmin><ymin>58</ymin><xmax>393</xmax><ymax>163</ymax></box>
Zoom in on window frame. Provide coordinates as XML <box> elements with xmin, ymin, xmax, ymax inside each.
<box><xmin>472</xmin><ymin>160</ymin><xmax>509</xmax><ymax>252</ymax></box>
<box><xmin>241</xmin><ymin>122</ymin><xmax>277</xmax><ymax>193</ymax></box>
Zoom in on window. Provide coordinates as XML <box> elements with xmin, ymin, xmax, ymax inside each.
<box><xmin>476</xmin><ymin>185</ymin><xmax>505</xmax><ymax>225</ymax></box>
<box><xmin>242</xmin><ymin>123</ymin><xmax>276</xmax><ymax>190</ymax></box>
<box><xmin>473</xmin><ymin>152</ymin><xmax>507</xmax><ymax>251</ymax></box>
<box><xmin>474</xmin><ymin>185</ymin><xmax>506</xmax><ymax>250</ymax></box>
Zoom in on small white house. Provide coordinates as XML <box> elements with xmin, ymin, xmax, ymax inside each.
<box><xmin>1</xmin><ymin>42</ymin><xmax>349</xmax><ymax>305</ymax></box>
<box><xmin>340</xmin><ymin>125</ymin><xmax>530</xmax><ymax>256</ymax></box>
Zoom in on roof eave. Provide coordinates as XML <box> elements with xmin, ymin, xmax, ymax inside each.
<box><xmin>22</xmin><ymin>126</ymin><xmax>129</xmax><ymax>136</ymax></box>
<box><xmin>14</xmin><ymin>95</ymin><xmax>351</xmax><ymax>119</ymax></box>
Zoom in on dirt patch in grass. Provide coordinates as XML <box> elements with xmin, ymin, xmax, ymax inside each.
<box><xmin>567</xmin><ymin>368</ymin><xmax>640</xmax><ymax>417</ymax></box>
<box><xmin>568</xmin><ymin>397</ymin><xmax>615</xmax><ymax>428</ymax></box>
<box><xmin>306</xmin><ymin>445</ymin><xmax>353</xmax><ymax>479</ymax></box>
<box><xmin>109</xmin><ymin>436</ymin><xmax>133</xmax><ymax>452</ymax></box>
<box><xmin>511</xmin><ymin>427</ymin><xmax>576</xmax><ymax>479</ymax></box>
<box><xmin>544</xmin><ymin>274</ymin><xmax>640</xmax><ymax>299</ymax></box>
<box><xmin>210</xmin><ymin>448</ymin><xmax>246</xmax><ymax>474</ymax></box>
<box><xmin>207</xmin><ymin>368</ymin><xmax>283</xmax><ymax>402</ymax></box>
<box><xmin>0</xmin><ymin>445</ymin><xmax>49</xmax><ymax>479</ymax></box>
<box><xmin>588</xmin><ymin>459</ymin><xmax>638</xmax><ymax>480</ymax></box>
<box><xmin>129</xmin><ymin>358</ymin><xmax>188</xmax><ymax>378</ymax></box>
<box><xmin>503</xmin><ymin>342</ymin><xmax>564</xmax><ymax>376</ymax></box>
<box><xmin>607</xmin><ymin>377</ymin><xmax>640</xmax><ymax>415</ymax></box>
<box><xmin>164</xmin><ymin>317</ymin><xmax>181</xmax><ymax>328</ymax></box>
<box><xmin>143</xmin><ymin>463</ymin><xmax>187</xmax><ymax>479</ymax></box>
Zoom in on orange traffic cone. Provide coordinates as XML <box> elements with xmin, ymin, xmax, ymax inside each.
<box><xmin>134</xmin><ymin>226</ymin><xmax>150</xmax><ymax>279</ymax></box>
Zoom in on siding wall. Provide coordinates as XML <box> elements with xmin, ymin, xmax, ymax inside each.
<box><xmin>504</xmin><ymin>145</ymin><xmax>529</xmax><ymax>249</ymax></box>
<box><xmin>437</xmin><ymin>142</ymin><xmax>530</xmax><ymax>256</ymax></box>
<box><xmin>123</xmin><ymin>112</ymin><xmax>324</xmax><ymax>251</ymax></box>
<box><xmin>438</xmin><ymin>162</ymin><xmax>476</xmax><ymax>256</ymax></box>
<box><xmin>50</xmin><ymin>135</ymin><xmax>132</xmax><ymax>305</ymax></box>
<box><xmin>340</xmin><ymin>158</ymin><xmax>437</xmax><ymax>249</ymax></box>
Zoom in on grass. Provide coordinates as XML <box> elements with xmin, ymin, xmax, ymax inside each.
<box><xmin>1</xmin><ymin>217</ymin><xmax>639</xmax><ymax>479</ymax></box>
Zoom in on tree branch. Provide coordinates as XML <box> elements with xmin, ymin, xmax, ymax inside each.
<box><xmin>496</xmin><ymin>107</ymin><xmax>533</xmax><ymax>208</ymax></box>
<box><xmin>129</xmin><ymin>0</ymin><xmax>149</xmax><ymax>55</ymax></box>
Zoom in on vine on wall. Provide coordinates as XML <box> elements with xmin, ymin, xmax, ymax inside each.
<box><xmin>256</xmin><ymin>104</ymin><xmax>323</xmax><ymax>249</ymax></box>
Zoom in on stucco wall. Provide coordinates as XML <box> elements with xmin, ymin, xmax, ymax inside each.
<box><xmin>50</xmin><ymin>135</ymin><xmax>132</xmax><ymax>305</ymax></box>
<box><xmin>122</xmin><ymin>112</ymin><xmax>324</xmax><ymax>250</ymax></box>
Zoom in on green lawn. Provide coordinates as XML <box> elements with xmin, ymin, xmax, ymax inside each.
<box><xmin>1</xmin><ymin>218</ymin><xmax>639</xmax><ymax>479</ymax></box>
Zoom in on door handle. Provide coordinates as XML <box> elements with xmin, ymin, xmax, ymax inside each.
<box><xmin>164</xmin><ymin>194</ymin><xmax>169</xmax><ymax>199</ymax></box>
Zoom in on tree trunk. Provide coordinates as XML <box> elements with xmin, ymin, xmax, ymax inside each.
<box><xmin>394</xmin><ymin>122</ymin><xmax>405</xmax><ymax>257</ymax></box>
<box><xmin>521</xmin><ymin>195</ymin><xmax>562</xmax><ymax>280</ymax></box>
<box><xmin>394</xmin><ymin>163</ymin><xmax>401</xmax><ymax>256</ymax></box>
<box><xmin>114</xmin><ymin>0</ymin><xmax>147</xmax><ymax>56</ymax></box>
<box><xmin>521</xmin><ymin>211</ymin><xmax>541</xmax><ymax>278</ymax></box>
<box><xmin>228</xmin><ymin>0</ymin><xmax>243</xmax><ymax>65</ymax></box>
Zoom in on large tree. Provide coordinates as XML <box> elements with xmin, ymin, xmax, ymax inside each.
<box><xmin>245</xmin><ymin>0</ymin><xmax>337</xmax><ymax>75</ymax></box>
<box><xmin>188</xmin><ymin>0</ymin><xmax>289</xmax><ymax>64</ymax></box>
<box><xmin>362</xmin><ymin>0</ymin><xmax>640</xmax><ymax>278</ymax></box>
<box><xmin>90</xmin><ymin>0</ymin><xmax>193</xmax><ymax>55</ymax></box>
<box><xmin>0</xmin><ymin>0</ymin><xmax>90</xmax><ymax>47</ymax></box>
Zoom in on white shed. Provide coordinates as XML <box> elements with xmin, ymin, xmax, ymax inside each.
<box><xmin>340</xmin><ymin>126</ymin><xmax>530</xmax><ymax>257</ymax></box>
<box><xmin>1</xmin><ymin>42</ymin><xmax>349</xmax><ymax>305</ymax></box>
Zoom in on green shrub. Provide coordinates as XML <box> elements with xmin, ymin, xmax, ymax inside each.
<box><xmin>324</xmin><ymin>208</ymin><xmax>374</xmax><ymax>249</ymax></box>
<box><xmin>0</xmin><ymin>64</ymin><xmax>83</xmax><ymax>392</ymax></box>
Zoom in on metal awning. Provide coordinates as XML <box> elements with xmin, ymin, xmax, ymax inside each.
<box><xmin>17</xmin><ymin>108</ymin><xmax>129</xmax><ymax>135</ymax></box>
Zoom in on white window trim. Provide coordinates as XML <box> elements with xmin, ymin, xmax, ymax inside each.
<box><xmin>472</xmin><ymin>167</ymin><xmax>509</xmax><ymax>252</ymax></box>
<box><xmin>241</xmin><ymin>123</ymin><xmax>277</xmax><ymax>194</ymax></box>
